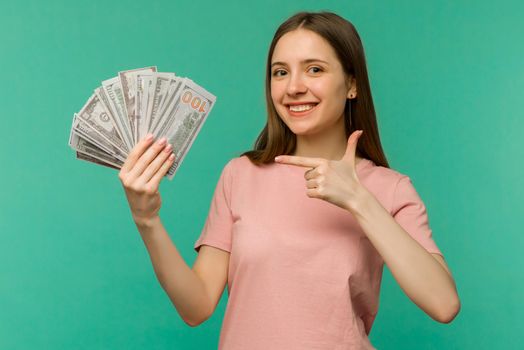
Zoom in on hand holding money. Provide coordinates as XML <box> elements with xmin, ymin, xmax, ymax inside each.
<box><xmin>68</xmin><ymin>66</ymin><xmax>216</xmax><ymax>180</ymax></box>
<box><xmin>119</xmin><ymin>134</ymin><xmax>174</xmax><ymax>226</ymax></box>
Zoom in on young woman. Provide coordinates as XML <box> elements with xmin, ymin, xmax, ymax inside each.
<box><xmin>118</xmin><ymin>11</ymin><xmax>460</xmax><ymax>350</ymax></box>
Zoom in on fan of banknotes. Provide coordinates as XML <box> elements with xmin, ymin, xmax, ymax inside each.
<box><xmin>68</xmin><ymin>66</ymin><xmax>216</xmax><ymax>180</ymax></box>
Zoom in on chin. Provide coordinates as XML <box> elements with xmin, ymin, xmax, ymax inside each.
<box><xmin>277</xmin><ymin>110</ymin><xmax>325</xmax><ymax>137</ymax></box>
<box><xmin>287</xmin><ymin>125</ymin><xmax>318</xmax><ymax>136</ymax></box>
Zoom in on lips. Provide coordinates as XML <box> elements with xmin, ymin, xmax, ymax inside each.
<box><xmin>285</xmin><ymin>102</ymin><xmax>319</xmax><ymax>116</ymax></box>
<box><xmin>288</xmin><ymin>104</ymin><xmax>316</xmax><ymax>112</ymax></box>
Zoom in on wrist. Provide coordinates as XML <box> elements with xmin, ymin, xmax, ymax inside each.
<box><xmin>345</xmin><ymin>184</ymin><xmax>374</xmax><ymax>216</ymax></box>
<box><xmin>134</xmin><ymin>215</ymin><xmax>161</xmax><ymax>231</ymax></box>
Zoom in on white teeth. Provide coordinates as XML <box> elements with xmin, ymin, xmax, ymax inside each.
<box><xmin>289</xmin><ymin>104</ymin><xmax>315</xmax><ymax>112</ymax></box>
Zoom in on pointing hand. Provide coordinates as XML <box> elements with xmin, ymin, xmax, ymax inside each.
<box><xmin>274</xmin><ymin>130</ymin><xmax>367</xmax><ymax>211</ymax></box>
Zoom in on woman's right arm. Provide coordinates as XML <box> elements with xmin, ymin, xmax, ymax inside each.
<box><xmin>118</xmin><ymin>134</ymin><xmax>227</xmax><ymax>327</ymax></box>
<box><xmin>139</xmin><ymin>217</ymin><xmax>230</xmax><ymax>327</ymax></box>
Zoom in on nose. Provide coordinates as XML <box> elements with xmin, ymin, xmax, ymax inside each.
<box><xmin>286</xmin><ymin>72</ymin><xmax>307</xmax><ymax>96</ymax></box>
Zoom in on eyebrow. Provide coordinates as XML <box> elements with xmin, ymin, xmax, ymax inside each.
<box><xmin>271</xmin><ymin>59</ymin><xmax>329</xmax><ymax>67</ymax></box>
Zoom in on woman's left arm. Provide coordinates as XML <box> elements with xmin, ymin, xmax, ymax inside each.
<box><xmin>275</xmin><ymin>130</ymin><xmax>461</xmax><ymax>323</ymax></box>
<box><xmin>350</xmin><ymin>186</ymin><xmax>461</xmax><ymax>323</ymax></box>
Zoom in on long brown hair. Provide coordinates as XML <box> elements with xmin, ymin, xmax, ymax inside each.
<box><xmin>241</xmin><ymin>11</ymin><xmax>390</xmax><ymax>168</ymax></box>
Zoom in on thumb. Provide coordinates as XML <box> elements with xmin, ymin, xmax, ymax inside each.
<box><xmin>342</xmin><ymin>130</ymin><xmax>364</xmax><ymax>164</ymax></box>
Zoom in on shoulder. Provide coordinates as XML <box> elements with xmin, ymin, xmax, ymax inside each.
<box><xmin>362</xmin><ymin>159</ymin><xmax>408</xmax><ymax>190</ymax></box>
<box><xmin>223</xmin><ymin>155</ymin><xmax>265</xmax><ymax>174</ymax></box>
<box><xmin>215</xmin><ymin>155</ymin><xmax>258</xmax><ymax>184</ymax></box>
<box><xmin>360</xmin><ymin>159</ymin><xmax>414</xmax><ymax>212</ymax></box>
<box><xmin>226</xmin><ymin>155</ymin><xmax>252</xmax><ymax>168</ymax></box>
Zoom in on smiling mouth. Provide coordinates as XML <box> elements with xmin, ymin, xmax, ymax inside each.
<box><xmin>287</xmin><ymin>103</ymin><xmax>318</xmax><ymax>112</ymax></box>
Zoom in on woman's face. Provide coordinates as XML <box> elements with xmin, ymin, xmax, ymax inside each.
<box><xmin>270</xmin><ymin>29</ymin><xmax>356</xmax><ymax>137</ymax></box>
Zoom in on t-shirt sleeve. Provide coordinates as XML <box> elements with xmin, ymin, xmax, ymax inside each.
<box><xmin>391</xmin><ymin>176</ymin><xmax>443</xmax><ymax>256</ymax></box>
<box><xmin>193</xmin><ymin>160</ymin><xmax>235</xmax><ymax>254</ymax></box>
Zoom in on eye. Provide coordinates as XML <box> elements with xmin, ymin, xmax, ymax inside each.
<box><xmin>272</xmin><ymin>69</ymin><xmax>287</xmax><ymax>77</ymax></box>
<box><xmin>308</xmin><ymin>66</ymin><xmax>323</xmax><ymax>74</ymax></box>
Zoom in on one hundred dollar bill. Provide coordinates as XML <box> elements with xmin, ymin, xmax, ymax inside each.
<box><xmin>72</xmin><ymin>112</ymin><xmax>127</xmax><ymax>163</ymax></box>
<box><xmin>145</xmin><ymin>72</ymin><xmax>176</xmax><ymax>139</ymax></box>
<box><xmin>150</xmin><ymin>76</ymin><xmax>183</xmax><ymax>134</ymax></box>
<box><xmin>153</xmin><ymin>79</ymin><xmax>216</xmax><ymax>179</ymax></box>
<box><xmin>119</xmin><ymin>66</ymin><xmax>157</xmax><ymax>144</ymax></box>
<box><xmin>135</xmin><ymin>73</ymin><xmax>154</xmax><ymax>143</ymax></box>
<box><xmin>102</xmin><ymin>77</ymin><xmax>134</xmax><ymax>151</ymax></box>
<box><xmin>76</xmin><ymin>93</ymin><xmax>128</xmax><ymax>156</ymax></box>
<box><xmin>76</xmin><ymin>152</ymin><xmax>121</xmax><ymax>170</ymax></box>
<box><xmin>70</xmin><ymin>130</ymin><xmax>124</xmax><ymax>169</ymax></box>
<box><xmin>94</xmin><ymin>87</ymin><xmax>130</xmax><ymax>153</ymax></box>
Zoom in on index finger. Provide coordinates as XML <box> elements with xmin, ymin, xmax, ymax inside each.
<box><xmin>274</xmin><ymin>155</ymin><xmax>324</xmax><ymax>168</ymax></box>
<box><xmin>121</xmin><ymin>133</ymin><xmax>155</xmax><ymax>173</ymax></box>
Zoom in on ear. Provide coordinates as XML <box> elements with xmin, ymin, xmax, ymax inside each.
<box><xmin>346</xmin><ymin>76</ymin><xmax>357</xmax><ymax>99</ymax></box>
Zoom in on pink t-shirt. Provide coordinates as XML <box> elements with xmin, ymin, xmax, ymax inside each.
<box><xmin>194</xmin><ymin>155</ymin><xmax>442</xmax><ymax>349</ymax></box>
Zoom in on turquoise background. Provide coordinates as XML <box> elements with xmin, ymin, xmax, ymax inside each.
<box><xmin>1</xmin><ymin>0</ymin><xmax>522</xmax><ymax>348</ymax></box>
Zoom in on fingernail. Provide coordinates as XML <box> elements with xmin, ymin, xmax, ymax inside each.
<box><xmin>168</xmin><ymin>153</ymin><xmax>175</xmax><ymax>160</ymax></box>
<box><xmin>158</xmin><ymin>137</ymin><xmax>167</xmax><ymax>145</ymax></box>
<box><xmin>146</xmin><ymin>133</ymin><xmax>153</xmax><ymax>141</ymax></box>
<box><xmin>164</xmin><ymin>144</ymin><xmax>172</xmax><ymax>153</ymax></box>
<box><xmin>275</xmin><ymin>156</ymin><xmax>281</xmax><ymax>162</ymax></box>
